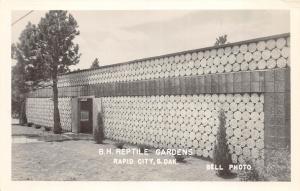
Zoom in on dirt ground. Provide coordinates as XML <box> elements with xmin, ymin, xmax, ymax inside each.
<box><xmin>12</xmin><ymin>124</ymin><xmax>238</xmax><ymax>181</ymax></box>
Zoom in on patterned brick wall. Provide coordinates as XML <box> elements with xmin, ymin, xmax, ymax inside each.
<box><xmin>96</xmin><ymin>93</ymin><xmax>264</xmax><ymax>164</ymax></box>
<box><xmin>26</xmin><ymin>34</ymin><xmax>290</xmax><ymax>166</ymax></box>
<box><xmin>26</xmin><ymin>98</ymin><xmax>72</xmax><ymax>132</ymax></box>
<box><xmin>57</xmin><ymin>34</ymin><xmax>289</xmax><ymax>87</ymax></box>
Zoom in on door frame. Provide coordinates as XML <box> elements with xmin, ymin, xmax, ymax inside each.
<box><xmin>71</xmin><ymin>96</ymin><xmax>95</xmax><ymax>134</ymax></box>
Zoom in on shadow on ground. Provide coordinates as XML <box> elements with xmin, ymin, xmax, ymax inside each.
<box><xmin>12</xmin><ymin>129</ymin><xmax>94</xmax><ymax>143</ymax></box>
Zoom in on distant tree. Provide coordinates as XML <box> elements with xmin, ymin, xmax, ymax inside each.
<box><xmin>90</xmin><ymin>58</ymin><xmax>100</xmax><ymax>69</ymax></box>
<box><xmin>11</xmin><ymin>64</ymin><xmax>28</xmax><ymax>124</ymax></box>
<box><xmin>11</xmin><ymin>22</ymin><xmax>41</xmax><ymax>124</ymax></box>
<box><xmin>214</xmin><ymin>34</ymin><xmax>228</xmax><ymax>46</ymax></box>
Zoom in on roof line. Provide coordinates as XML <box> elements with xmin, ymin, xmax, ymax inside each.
<box><xmin>60</xmin><ymin>32</ymin><xmax>290</xmax><ymax>77</ymax></box>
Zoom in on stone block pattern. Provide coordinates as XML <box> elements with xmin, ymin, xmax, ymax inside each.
<box><xmin>25</xmin><ymin>34</ymin><xmax>290</xmax><ymax>166</ymax></box>
<box><xmin>57</xmin><ymin>35</ymin><xmax>289</xmax><ymax>87</ymax></box>
<box><xmin>26</xmin><ymin>98</ymin><xmax>72</xmax><ymax>132</ymax></box>
<box><xmin>96</xmin><ymin>93</ymin><xmax>264</xmax><ymax>165</ymax></box>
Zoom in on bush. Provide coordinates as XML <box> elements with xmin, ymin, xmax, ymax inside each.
<box><xmin>264</xmin><ymin>149</ymin><xmax>290</xmax><ymax>181</ymax></box>
<box><xmin>238</xmin><ymin>149</ymin><xmax>290</xmax><ymax>181</ymax></box>
<box><xmin>27</xmin><ymin>122</ymin><xmax>33</xmax><ymax>127</ymax></box>
<box><xmin>138</xmin><ymin>144</ymin><xmax>148</xmax><ymax>153</ymax></box>
<box><xmin>238</xmin><ymin>159</ymin><xmax>264</xmax><ymax>181</ymax></box>
<box><xmin>34</xmin><ymin>124</ymin><xmax>41</xmax><ymax>129</ymax></box>
<box><xmin>174</xmin><ymin>154</ymin><xmax>186</xmax><ymax>163</ymax></box>
<box><xmin>44</xmin><ymin>126</ymin><xmax>51</xmax><ymax>131</ymax></box>
<box><xmin>114</xmin><ymin>142</ymin><xmax>125</xmax><ymax>149</ymax></box>
<box><xmin>93</xmin><ymin>112</ymin><xmax>105</xmax><ymax>144</ymax></box>
<box><xmin>213</xmin><ymin>109</ymin><xmax>233</xmax><ymax>177</ymax></box>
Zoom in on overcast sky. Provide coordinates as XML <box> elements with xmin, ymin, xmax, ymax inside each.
<box><xmin>11</xmin><ymin>10</ymin><xmax>289</xmax><ymax>70</ymax></box>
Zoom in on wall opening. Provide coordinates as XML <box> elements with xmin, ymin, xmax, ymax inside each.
<box><xmin>79</xmin><ymin>98</ymin><xmax>93</xmax><ymax>133</ymax></box>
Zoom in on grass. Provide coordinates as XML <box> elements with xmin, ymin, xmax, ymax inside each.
<box><xmin>12</xmin><ymin>124</ymin><xmax>235</xmax><ymax>181</ymax></box>
<box><xmin>12</xmin><ymin>124</ymin><xmax>290</xmax><ymax>181</ymax></box>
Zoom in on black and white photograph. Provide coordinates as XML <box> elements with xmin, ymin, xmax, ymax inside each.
<box><xmin>9</xmin><ymin>9</ymin><xmax>291</xmax><ymax>181</ymax></box>
<box><xmin>1</xmin><ymin>1</ymin><xmax>300</xmax><ymax>190</ymax></box>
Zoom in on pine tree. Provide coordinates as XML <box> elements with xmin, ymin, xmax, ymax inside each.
<box><xmin>11</xmin><ymin>22</ymin><xmax>41</xmax><ymax>124</ymax></box>
<box><xmin>37</xmin><ymin>10</ymin><xmax>81</xmax><ymax>133</ymax></box>
<box><xmin>213</xmin><ymin>109</ymin><xmax>233</xmax><ymax>177</ymax></box>
<box><xmin>11</xmin><ymin>64</ymin><xmax>28</xmax><ymax>124</ymax></box>
<box><xmin>13</xmin><ymin>11</ymin><xmax>80</xmax><ymax>133</ymax></box>
<box><xmin>214</xmin><ymin>34</ymin><xmax>228</xmax><ymax>46</ymax></box>
<box><xmin>90</xmin><ymin>58</ymin><xmax>100</xmax><ymax>69</ymax></box>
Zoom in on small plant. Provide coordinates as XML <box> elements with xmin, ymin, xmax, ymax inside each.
<box><xmin>174</xmin><ymin>154</ymin><xmax>186</xmax><ymax>163</ymax></box>
<box><xmin>27</xmin><ymin>122</ymin><xmax>33</xmax><ymax>127</ymax></box>
<box><xmin>238</xmin><ymin>159</ymin><xmax>264</xmax><ymax>181</ymax></box>
<box><xmin>93</xmin><ymin>112</ymin><xmax>105</xmax><ymax>144</ymax></box>
<box><xmin>138</xmin><ymin>144</ymin><xmax>148</xmax><ymax>153</ymax></box>
<box><xmin>115</xmin><ymin>142</ymin><xmax>125</xmax><ymax>149</ymax></box>
<box><xmin>213</xmin><ymin>109</ymin><xmax>233</xmax><ymax>177</ymax></box>
<box><xmin>34</xmin><ymin>124</ymin><xmax>41</xmax><ymax>129</ymax></box>
<box><xmin>44</xmin><ymin>126</ymin><xmax>51</xmax><ymax>131</ymax></box>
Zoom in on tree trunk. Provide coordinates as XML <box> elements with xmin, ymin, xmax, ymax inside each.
<box><xmin>19</xmin><ymin>98</ymin><xmax>27</xmax><ymax>125</ymax></box>
<box><xmin>52</xmin><ymin>74</ymin><xmax>62</xmax><ymax>134</ymax></box>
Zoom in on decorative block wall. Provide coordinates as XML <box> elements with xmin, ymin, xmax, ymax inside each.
<box><xmin>57</xmin><ymin>34</ymin><xmax>289</xmax><ymax>87</ymax></box>
<box><xmin>96</xmin><ymin>93</ymin><xmax>264</xmax><ymax>164</ymax></box>
<box><xmin>26</xmin><ymin>33</ymin><xmax>290</xmax><ymax>166</ymax></box>
<box><xmin>26</xmin><ymin>98</ymin><xmax>72</xmax><ymax>132</ymax></box>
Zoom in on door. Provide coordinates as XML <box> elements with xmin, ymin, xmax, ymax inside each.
<box><xmin>79</xmin><ymin>98</ymin><xmax>93</xmax><ymax>133</ymax></box>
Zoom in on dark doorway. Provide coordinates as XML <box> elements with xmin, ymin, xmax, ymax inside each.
<box><xmin>79</xmin><ymin>98</ymin><xmax>93</xmax><ymax>133</ymax></box>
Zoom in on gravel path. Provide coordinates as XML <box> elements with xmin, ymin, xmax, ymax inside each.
<box><xmin>12</xmin><ymin>124</ymin><xmax>237</xmax><ymax>181</ymax></box>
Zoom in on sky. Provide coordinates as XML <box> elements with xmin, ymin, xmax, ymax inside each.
<box><xmin>11</xmin><ymin>10</ymin><xmax>290</xmax><ymax>70</ymax></box>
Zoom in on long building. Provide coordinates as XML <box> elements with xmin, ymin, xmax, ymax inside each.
<box><xmin>26</xmin><ymin>33</ymin><xmax>290</xmax><ymax>166</ymax></box>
